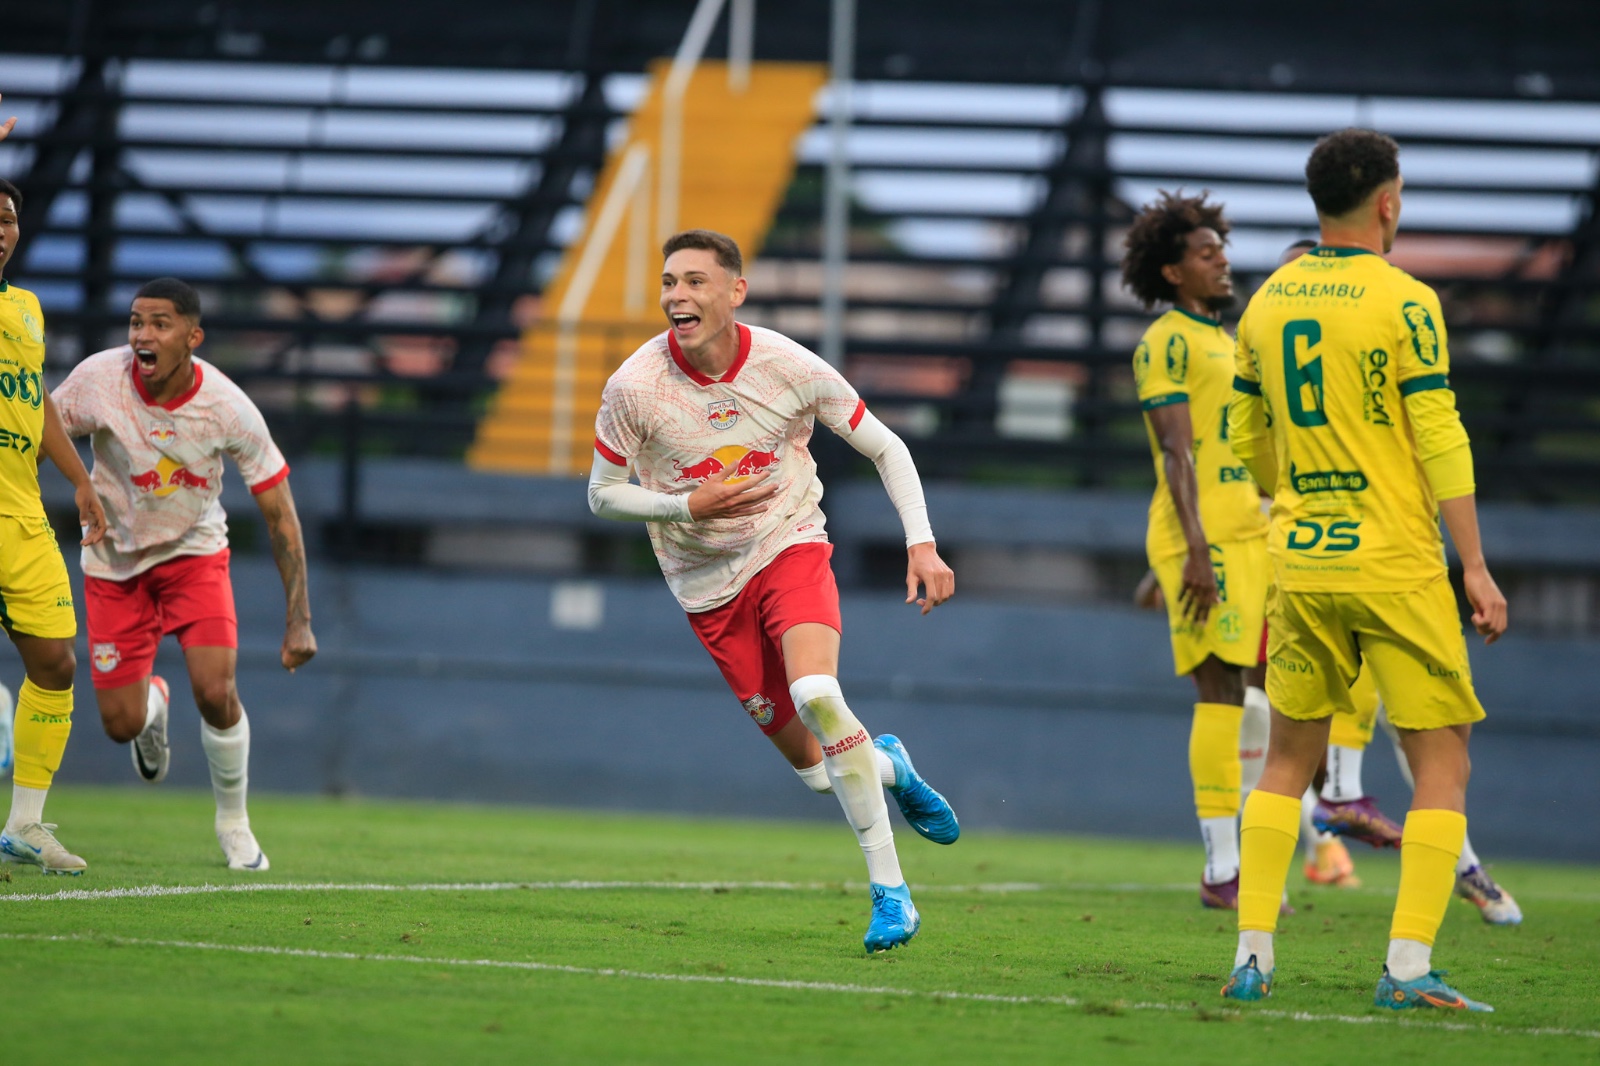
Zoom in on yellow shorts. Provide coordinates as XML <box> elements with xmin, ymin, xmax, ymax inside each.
<box><xmin>0</xmin><ymin>514</ymin><xmax>77</xmax><ymax>640</ymax></box>
<box><xmin>1266</xmin><ymin>576</ymin><xmax>1484</xmax><ymax>731</ymax></box>
<box><xmin>1153</xmin><ymin>537</ymin><xmax>1268</xmax><ymax>677</ymax></box>
<box><xmin>1329</xmin><ymin>665</ymin><xmax>1380</xmax><ymax>749</ymax></box>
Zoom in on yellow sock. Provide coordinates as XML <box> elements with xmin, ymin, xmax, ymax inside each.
<box><xmin>1239</xmin><ymin>789</ymin><xmax>1301</xmax><ymax>933</ymax></box>
<box><xmin>1190</xmin><ymin>703</ymin><xmax>1244</xmax><ymax>818</ymax></box>
<box><xmin>12</xmin><ymin>679</ymin><xmax>73</xmax><ymax>790</ymax></box>
<box><xmin>1390</xmin><ymin>809</ymin><xmax>1467</xmax><ymax>946</ymax></box>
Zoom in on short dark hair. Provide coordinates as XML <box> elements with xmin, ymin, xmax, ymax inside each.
<box><xmin>1305</xmin><ymin>129</ymin><xmax>1400</xmax><ymax>218</ymax></box>
<box><xmin>1120</xmin><ymin>190</ymin><xmax>1230</xmax><ymax>309</ymax></box>
<box><xmin>662</xmin><ymin>229</ymin><xmax>742</xmax><ymax>276</ymax></box>
<box><xmin>0</xmin><ymin>178</ymin><xmax>21</xmax><ymax>211</ymax></box>
<box><xmin>134</xmin><ymin>276</ymin><xmax>202</xmax><ymax>321</ymax></box>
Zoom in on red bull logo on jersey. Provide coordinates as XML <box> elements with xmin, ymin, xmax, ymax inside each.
<box><xmin>148</xmin><ymin>420</ymin><xmax>177</xmax><ymax>445</ymax></box>
<box><xmin>132</xmin><ymin>456</ymin><xmax>211</xmax><ymax>497</ymax></box>
<box><xmin>671</xmin><ymin>444</ymin><xmax>780</xmax><ymax>484</ymax></box>
<box><xmin>707</xmin><ymin>398</ymin><xmax>740</xmax><ymax>431</ymax></box>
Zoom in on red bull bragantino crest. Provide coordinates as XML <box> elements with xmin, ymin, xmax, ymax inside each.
<box><xmin>707</xmin><ymin>398</ymin><xmax>739</xmax><ymax>430</ymax></box>
<box><xmin>148</xmin><ymin>420</ymin><xmax>177</xmax><ymax>444</ymax></box>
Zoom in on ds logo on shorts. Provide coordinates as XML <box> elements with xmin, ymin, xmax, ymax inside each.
<box><xmin>742</xmin><ymin>693</ymin><xmax>776</xmax><ymax>727</ymax></box>
<box><xmin>92</xmin><ymin>642</ymin><xmax>120</xmax><ymax>673</ymax></box>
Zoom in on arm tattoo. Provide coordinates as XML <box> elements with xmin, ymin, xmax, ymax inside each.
<box><xmin>268</xmin><ymin>508</ymin><xmax>311</xmax><ymax>623</ymax></box>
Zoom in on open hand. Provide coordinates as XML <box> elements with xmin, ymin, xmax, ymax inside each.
<box><xmin>906</xmin><ymin>541</ymin><xmax>954</xmax><ymax>615</ymax></box>
<box><xmin>76</xmin><ymin>483</ymin><xmax>107</xmax><ymax>545</ymax></box>
<box><xmin>1177</xmin><ymin>546</ymin><xmax>1218</xmax><ymax>624</ymax></box>
<box><xmin>687</xmin><ymin>465</ymin><xmax>779</xmax><ymax>521</ymax></box>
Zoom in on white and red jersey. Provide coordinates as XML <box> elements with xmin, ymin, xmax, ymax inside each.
<box><xmin>54</xmin><ymin>346</ymin><xmax>289</xmax><ymax>581</ymax></box>
<box><xmin>595</xmin><ymin>323</ymin><xmax>866</xmax><ymax>613</ymax></box>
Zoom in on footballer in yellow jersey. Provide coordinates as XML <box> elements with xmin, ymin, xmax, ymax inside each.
<box><xmin>1221</xmin><ymin>129</ymin><xmax>1507</xmax><ymax>1014</ymax></box>
<box><xmin>0</xmin><ymin>162</ymin><xmax>109</xmax><ymax>875</ymax></box>
<box><xmin>1122</xmin><ymin>191</ymin><xmax>1268</xmax><ymax>907</ymax></box>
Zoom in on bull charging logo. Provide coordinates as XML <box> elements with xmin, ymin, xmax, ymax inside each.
<box><xmin>148</xmin><ymin>420</ymin><xmax>177</xmax><ymax>445</ymax></box>
<box><xmin>671</xmin><ymin>444</ymin><xmax>780</xmax><ymax>484</ymax></box>
<box><xmin>131</xmin><ymin>456</ymin><xmax>211</xmax><ymax>496</ymax></box>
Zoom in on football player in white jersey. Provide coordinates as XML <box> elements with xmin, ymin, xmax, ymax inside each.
<box><xmin>54</xmin><ymin>277</ymin><xmax>317</xmax><ymax>870</ymax></box>
<box><xmin>589</xmin><ymin>230</ymin><xmax>958</xmax><ymax>952</ymax></box>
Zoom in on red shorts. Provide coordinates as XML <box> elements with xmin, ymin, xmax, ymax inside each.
<box><xmin>84</xmin><ymin>549</ymin><xmax>238</xmax><ymax>689</ymax></box>
<box><xmin>686</xmin><ymin>543</ymin><xmax>842</xmax><ymax>736</ymax></box>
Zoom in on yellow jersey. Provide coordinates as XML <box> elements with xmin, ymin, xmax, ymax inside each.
<box><xmin>1135</xmin><ymin>307</ymin><xmax>1268</xmax><ymax>561</ymax></box>
<box><xmin>0</xmin><ymin>279</ymin><xmax>47</xmax><ymax>519</ymax></box>
<box><xmin>1232</xmin><ymin>246</ymin><xmax>1454</xmax><ymax>592</ymax></box>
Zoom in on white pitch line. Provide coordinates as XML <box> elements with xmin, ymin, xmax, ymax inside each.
<box><xmin>0</xmin><ymin>932</ymin><xmax>1593</xmax><ymax>1042</ymax></box>
<box><xmin>0</xmin><ymin>879</ymin><xmax>1051</xmax><ymax>904</ymax></box>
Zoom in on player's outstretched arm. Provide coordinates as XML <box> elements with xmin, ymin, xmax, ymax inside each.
<box><xmin>39</xmin><ymin>389</ymin><xmax>107</xmax><ymax>545</ymax></box>
<box><xmin>1146</xmin><ymin>401</ymin><xmax>1216</xmax><ymax>624</ymax></box>
<box><xmin>835</xmin><ymin>407</ymin><xmax>952</xmax><ymax>614</ymax></box>
<box><xmin>254</xmin><ymin>479</ymin><xmax>317</xmax><ymax>670</ymax></box>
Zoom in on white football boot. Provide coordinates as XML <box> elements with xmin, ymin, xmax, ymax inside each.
<box><xmin>217</xmin><ymin>821</ymin><xmax>269</xmax><ymax>871</ymax></box>
<box><xmin>131</xmin><ymin>676</ymin><xmax>171</xmax><ymax>784</ymax></box>
<box><xmin>0</xmin><ymin>822</ymin><xmax>88</xmax><ymax>875</ymax></box>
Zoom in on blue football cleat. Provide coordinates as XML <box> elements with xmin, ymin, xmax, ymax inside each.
<box><xmin>864</xmin><ymin>881</ymin><xmax>920</xmax><ymax>953</ymax></box>
<box><xmin>1221</xmin><ymin>955</ymin><xmax>1273</xmax><ymax>1002</ymax></box>
<box><xmin>874</xmin><ymin>734</ymin><xmax>960</xmax><ymax>844</ymax></box>
<box><xmin>1374</xmin><ymin>967</ymin><xmax>1494</xmax><ymax>1012</ymax></box>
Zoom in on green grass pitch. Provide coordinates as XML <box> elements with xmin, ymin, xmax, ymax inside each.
<box><xmin>2</xmin><ymin>787</ymin><xmax>1596</xmax><ymax>1064</ymax></box>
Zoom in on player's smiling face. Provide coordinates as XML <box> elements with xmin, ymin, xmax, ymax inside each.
<box><xmin>128</xmin><ymin>297</ymin><xmax>204</xmax><ymax>391</ymax></box>
<box><xmin>0</xmin><ymin>195</ymin><xmax>18</xmax><ymax>277</ymax></box>
<box><xmin>661</xmin><ymin>248</ymin><xmax>747</xmax><ymax>356</ymax></box>
<box><xmin>1165</xmin><ymin>226</ymin><xmax>1233</xmax><ymax>312</ymax></box>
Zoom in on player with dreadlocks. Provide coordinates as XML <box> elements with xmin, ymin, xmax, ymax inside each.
<box><xmin>1121</xmin><ymin>191</ymin><xmax>1270</xmax><ymax>909</ymax></box>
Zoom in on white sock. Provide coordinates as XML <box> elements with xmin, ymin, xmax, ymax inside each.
<box><xmin>1235</xmin><ymin>930</ymin><xmax>1274</xmax><ymax>972</ymax></box>
<box><xmin>796</xmin><ymin>762</ymin><xmax>831</xmax><ymax>794</ymax></box>
<box><xmin>1321</xmin><ymin>744</ymin><xmax>1365</xmax><ymax>802</ymax></box>
<box><xmin>790</xmin><ymin>675</ymin><xmax>903</xmax><ymax>886</ymax></box>
<box><xmin>1239</xmin><ymin>686</ymin><xmax>1270</xmax><ymax>797</ymax></box>
<box><xmin>875</xmin><ymin>749</ymin><xmax>896</xmax><ymax>787</ymax></box>
<box><xmin>1200</xmin><ymin>815</ymin><xmax>1239</xmax><ymax>884</ymax></box>
<box><xmin>201</xmin><ymin>709</ymin><xmax>251</xmax><ymax>826</ymax></box>
<box><xmin>796</xmin><ymin>750</ymin><xmax>896</xmax><ymax>794</ymax></box>
<box><xmin>6</xmin><ymin>784</ymin><xmax>47</xmax><ymax>830</ymax></box>
<box><xmin>1457</xmin><ymin>834</ymin><xmax>1480</xmax><ymax>875</ymax></box>
<box><xmin>1386</xmin><ymin>937</ymin><xmax>1432</xmax><ymax>981</ymax></box>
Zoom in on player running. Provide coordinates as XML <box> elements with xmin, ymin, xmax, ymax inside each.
<box><xmin>1121</xmin><ymin>192</ymin><xmax>1270</xmax><ymax>909</ymax></box>
<box><xmin>588</xmin><ymin>229</ymin><xmax>958</xmax><ymax>953</ymax></box>
<box><xmin>0</xmin><ymin>166</ymin><xmax>110</xmax><ymax>875</ymax></box>
<box><xmin>1221</xmin><ymin>129</ymin><xmax>1504</xmax><ymax>1012</ymax></box>
<box><xmin>54</xmin><ymin>277</ymin><xmax>317</xmax><ymax>870</ymax></box>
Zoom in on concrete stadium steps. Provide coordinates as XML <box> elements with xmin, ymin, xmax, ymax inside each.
<box><xmin>470</xmin><ymin>60</ymin><xmax>828</xmax><ymax>476</ymax></box>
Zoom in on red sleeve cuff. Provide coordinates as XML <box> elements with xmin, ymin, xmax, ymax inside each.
<box><xmin>848</xmin><ymin>399</ymin><xmax>866</xmax><ymax>430</ymax></box>
<box><xmin>594</xmin><ymin>437</ymin><xmax>629</xmax><ymax>466</ymax></box>
<box><xmin>250</xmin><ymin>465</ymin><xmax>290</xmax><ymax>495</ymax></box>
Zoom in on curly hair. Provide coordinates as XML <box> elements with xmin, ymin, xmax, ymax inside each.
<box><xmin>1120</xmin><ymin>191</ymin><xmax>1230</xmax><ymax>309</ymax></box>
<box><xmin>1305</xmin><ymin>129</ymin><xmax>1399</xmax><ymax>218</ymax></box>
